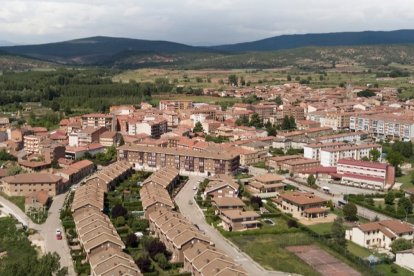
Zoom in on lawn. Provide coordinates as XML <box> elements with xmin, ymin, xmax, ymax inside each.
<box><xmin>230</xmin><ymin>233</ymin><xmax>319</xmax><ymax>275</ymax></box>
<box><xmin>307</xmin><ymin>222</ymin><xmax>333</xmax><ymax>236</ymax></box>
<box><xmin>396</xmin><ymin>173</ymin><xmax>414</xmax><ymax>189</ymax></box>
<box><xmin>0</xmin><ymin>192</ymin><xmax>25</xmax><ymax>212</ymax></box>
<box><xmin>347</xmin><ymin>242</ymin><xmax>371</xmax><ymax>258</ymax></box>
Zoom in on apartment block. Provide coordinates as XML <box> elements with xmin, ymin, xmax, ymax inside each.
<box><xmin>159</xmin><ymin>100</ymin><xmax>193</xmax><ymax>111</ymax></box>
<box><xmin>117</xmin><ymin>145</ymin><xmax>240</xmax><ymax>176</ymax></box>
<box><xmin>320</xmin><ymin>143</ymin><xmax>382</xmax><ymax>167</ymax></box>
<box><xmin>81</xmin><ymin>113</ymin><xmax>116</xmax><ymax>131</ymax></box>
<box><xmin>1</xmin><ymin>173</ymin><xmax>63</xmax><ymax>197</ymax></box>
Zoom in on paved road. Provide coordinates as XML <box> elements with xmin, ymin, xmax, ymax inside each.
<box><xmin>175</xmin><ymin>176</ymin><xmax>289</xmax><ymax>276</ymax></box>
<box><xmin>0</xmin><ymin>192</ymin><xmax>76</xmax><ymax>275</ymax></box>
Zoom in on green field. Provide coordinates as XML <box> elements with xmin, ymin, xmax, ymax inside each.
<box><xmin>397</xmin><ymin>173</ymin><xmax>414</xmax><ymax>190</ymax></box>
<box><xmin>230</xmin><ymin>233</ymin><xmax>319</xmax><ymax>275</ymax></box>
<box><xmin>307</xmin><ymin>222</ymin><xmax>334</xmax><ymax>236</ymax></box>
<box><xmin>0</xmin><ymin>192</ymin><xmax>25</xmax><ymax>212</ymax></box>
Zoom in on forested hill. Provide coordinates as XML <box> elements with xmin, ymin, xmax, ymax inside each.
<box><xmin>211</xmin><ymin>30</ymin><xmax>414</xmax><ymax>52</ymax></box>
<box><xmin>0</xmin><ymin>36</ymin><xmax>207</xmax><ymax>65</ymax></box>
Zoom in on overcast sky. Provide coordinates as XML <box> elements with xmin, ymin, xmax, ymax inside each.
<box><xmin>1</xmin><ymin>0</ymin><xmax>414</xmax><ymax>45</ymax></box>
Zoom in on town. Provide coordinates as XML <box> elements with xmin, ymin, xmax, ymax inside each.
<box><xmin>1</xmin><ymin>71</ymin><xmax>414</xmax><ymax>276</ymax></box>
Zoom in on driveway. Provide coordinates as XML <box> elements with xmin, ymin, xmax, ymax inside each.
<box><xmin>175</xmin><ymin>176</ymin><xmax>288</xmax><ymax>276</ymax></box>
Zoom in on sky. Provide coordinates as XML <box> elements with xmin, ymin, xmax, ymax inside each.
<box><xmin>1</xmin><ymin>0</ymin><xmax>414</xmax><ymax>46</ymax></box>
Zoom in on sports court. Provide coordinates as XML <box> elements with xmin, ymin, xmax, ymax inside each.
<box><xmin>287</xmin><ymin>245</ymin><xmax>361</xmax><ymax>276</ymax></box>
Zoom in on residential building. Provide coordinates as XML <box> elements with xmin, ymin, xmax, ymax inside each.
<box><xmin>159</xmin><ymin>100</ymin><xmax>193</xmax><ymax>111</ymax></box>
<box><xmin>81</xmin><ymin>113</ymin><xmax>116</xmax><ymax>131</ymax></box>
<box><xmin>0</xmin><ymin>173</ymin><xmax>63</xmax><ymax>197</ymax></box>
<box><xmin>320</xmin><ymin>143</ymin><xmax>382</xmax><ymax>167</ymax></box>
<box><xmin>99</xmin><ymin>131</ymin><xmax>119</xmax><ymax>147</ymax></box>
<box><xmin>204</xmin><ymin>175</ymin><xmax>239</xmax><ymax>199</ymax></box>
<box><xmin>220</xmin><ymin>210</ymin><xmax>261</xmax><ymax>231</ymax></box>
<box><xmin>273</xmin><ymin>191</ymin><xmax>328</xmax><ymax>220</ymax></box>
<box><xmin>247</xmin><ymin>173</ymin><xmax>285</xmax><ymax>194</ymax></box>
<box><xmin>346</xmin><ymin>220</ymin><xmax>414</xmax><ymax>251</ymax></box>
<box><xmin>117</xmin><ymin>145</ymin><xmax>240</xmax><ymax>176</ymax></box>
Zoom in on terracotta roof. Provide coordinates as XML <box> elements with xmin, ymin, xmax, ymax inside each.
<box><xmin>279</xmin><ymin>191</ymin><xmax>326</xmax><ymax>206</ymax></box>
<box><xmin>2</xmin><ymin>173</ymin><xmax>61</xmax><ymax>184</ymax></box>
<box><xmin>212</xmin><ymin>197</ymin><xmax>245</xmax><ymax>208</ymax></box>
<box><xmin>220</xmin><ymin>210</ymin><xmax>260</xmax><ymax>220</ymax></box>
<box><xmin>254</xmin><ymin>173</ymin><xmax>284</xmax><ymax>183</ymax></box>
<box><xmin>338</xmin><ymin>159</ymin><xmax>387</xmax><ymax>170</ymax></box>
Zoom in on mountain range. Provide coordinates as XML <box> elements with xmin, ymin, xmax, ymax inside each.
<box><xmin>1</xmin><ymin>29</ymin><xmax>414</xmax><ymax>68</ymax></box>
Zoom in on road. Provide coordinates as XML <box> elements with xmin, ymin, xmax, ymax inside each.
<box><xmin>175</xmin><ymin>176</ymin><xmax>289</xmax><ymax>276</ymax></box>
<box><xmin>283</xmin><ymin>179</ymin><xmax>392</xmax><ymax>221</ymax></box>
<box><xmin>0</xmin><ymin>192</ymin><xmax>76</xmax><ymax>275</ymax></box>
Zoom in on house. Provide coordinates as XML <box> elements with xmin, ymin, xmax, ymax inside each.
<box><xmin>99</xmin><ymin>131</ymin><xmax>119</xmax><ymax>147</ymax></box>
<box><xmin>273</xmin><ymin>191</ymin><xmax>328</xmax><ymax>220</ymax></box>
<box><xmin>212</xmin><ymin>197</ymin><xmax>245</xmax><ymax>214</ymax></box>
<box><xmin>247</xmin><ymin>173</ymin><xmax>285</xmax><ymax>194</ymax></box>
<box><xmin>88</xmin><ymin>247</ymin><xmax>142</xmax><ymax>276</ymax></box>
<box><xmin>24</xmin><ymin>190</ymin><xmax>49</xmax><ymax>212</ymax></box>
<box><xmin>219</xmin><ymin>210</ymin><xmax>260</xmax><ymax>231</ymax></box>
<box><xmin>204</xmin><ymin>175</ymin><xmax>239</xmax><ymax>199</ymax></box>
<box><xmin>345</xmin><ymin>220</ymin><xmax>414</xmax><ymax>251</ymax></box>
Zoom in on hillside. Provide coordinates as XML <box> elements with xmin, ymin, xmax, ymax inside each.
<box><xmin>1</xmin><ymin>30</ymin><xmax>414</xmax><ymax>67</ymax></box>
<box><xmin>0</xmin><ymin>36</ymin><xmax>208</xmax><ymax>65</ymax></box>
<box><xmin>212</xmin><ymin>30</ymin><xmax>414</xmax><ymax>52</ymax></box>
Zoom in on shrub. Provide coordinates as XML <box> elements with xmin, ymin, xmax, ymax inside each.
<box><xmin>287</xmin><ymin>219</ymin><xmax>298</xmax><ymax>228</ymax></box>
<box><xmin>125</xmin><ymin>233</ymin><xmax>138</xmax><ymax>248</ymax></box>
<box><xmin>111</xmin><ymin>204</ymin><xmax>128</xmax><ymax>218</ymax></box>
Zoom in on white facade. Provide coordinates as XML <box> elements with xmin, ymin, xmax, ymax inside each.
<box><xmin>319</xmin><ymin>144</ymin><xmax>381</xmax><ymax>167</ymax></box>
<box><xmin>396</xmin><ymin>250</ymin><xmax>414</xmax><ymax>272</ymax></box>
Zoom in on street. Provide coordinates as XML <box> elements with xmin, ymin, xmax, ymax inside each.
<box><xmin>175</xmin><ymin>175</ymin><xmax>289</xmax><ymax>276</ymax></box>
<box><xmin>0</xmin><ymin>192</ymin><xmax>76</xmax><ymax>275</ymax></box>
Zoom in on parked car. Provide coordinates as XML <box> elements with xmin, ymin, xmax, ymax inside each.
<box><xmin>56</xmin><ymin>229</ymin><xmax>62</xmax><ymax>240</ymax></box>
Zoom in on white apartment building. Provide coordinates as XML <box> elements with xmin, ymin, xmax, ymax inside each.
<box><xmin>337</xmin><ymin>159</ymin><xmax>395</xmax><ymax>190</ymax></box>
<box><xmin>319</xmin><ymin>143</ymin><xmax>382</xmax><ymax>167</ymax></box>
<box><xmin>304</xmin><ymin>142</ymin><xmax>347</xmax><ymax>161</ymax></box>
<box><xmin>128</xmin><ymin>116</ymin><xmax>168</xmax><ymax>138</ymax></box>
<box><xmin>346</xmin><ymin>220</ymin><xmax>414</xmax><ymax>251</ymax></box>
<box><xmin>350</xmin><ymin>113</ymin><xmax>414</xmax><ymax>141</ymax></box>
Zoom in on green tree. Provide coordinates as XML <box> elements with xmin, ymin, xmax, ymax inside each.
<box><xmin>343</xmin><ymin>202</ymin><xmax>358</xmax><ymax>221</ymax></box>
<box><xmin>307</xmin><ymin>174</ymin><xmax>316</xmax><ymax>187</ymax></box>
<box><xmin>369</xmin><ymin>148</ymin><xmax>381</xmax><ymax>162</ymax></box>
<box><xmin>287</xmin><ymin>75</ymin><xmax>292</xmax><ymax>81</ymax></box>
<box><xmin>51</xmin><ymin>101</ymin><xmax>60</xmax><ymax>112</ymax></box>
<box><xmin>154</xmin><ymin>253</ymin><xmax>169</xmax><ymax>269</ymax></box>
<box><xmin>384</xmin><ymin>192</ymin><xmax>395</xmax><ymax>205</ymax></box>
<box><xmin>249</xmin><ymin>113</ymin><xmax>263</xmax><ymax>128</ymax></box>
<box><xmin>397</xmin><ymin>196</ymin><xmax>413</xmax><ymax>218</ymax></box>
<box><xmin>275</xmin><ymin>95</ymin><xmax>283</xmax><ymax>105</ymax></box>
<box><xmin>228</xmin><ymin>74</ymin><xmax>238</xmax><ymax>86</ymax></box>
<box><xmin>193</xmin><ymin>121</ymin><xmax>204</xmax><ymax>133</ymax></box>
<box><xmin>390</xmin><ymin>238</ymin><xmax>413</xmax><ymax>254</ymax></box>
<box><xmin>387</xmin><ymin>151</ymin><xmax>404</xmax><ymax>176</ymax></box>
<box><xmin>331</xmin><ymin>217</ymin><xmax>346</xmax><ymax>247</ymax></box>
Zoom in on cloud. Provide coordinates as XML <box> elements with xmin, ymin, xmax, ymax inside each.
<box><xmin>0</xmin><ymin>0</ymin><xmax>414</xmax><ymax>45</ymax></box>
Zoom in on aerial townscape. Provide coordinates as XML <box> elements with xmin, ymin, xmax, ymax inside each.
<box><xmin>3</xmin><ymin>1</ymin><xmax>414</xmax><ymax>276</ymax></box>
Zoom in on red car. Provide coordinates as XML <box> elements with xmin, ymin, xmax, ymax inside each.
<box><xmin>56</xmin><ymin>229</ymin><xmax>62</xmax><ymax>240</ymax></box>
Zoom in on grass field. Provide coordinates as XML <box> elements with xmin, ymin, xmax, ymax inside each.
<box><xmin>347</xmin><ymin>242</ymin><xmax>372</xmax><ymax>258</ymax></box>
<box><xmin>230</xmin><ymin>233</ymin><xmax>319</xmax><ymax>275</ymax></box>
<box><xmin>0</xmin><ymin>192</ymin><xmax>25</xmax><ymax>212</ymax></box>
<box><xmin>396</xmin><ymin>173</ymin><xmax>414</xmax><ymax>189</ymax></box>
<box><xmin>307</xmin><ymin>222</ymin><xmax>334</xmax><ymax>236</ymax></box>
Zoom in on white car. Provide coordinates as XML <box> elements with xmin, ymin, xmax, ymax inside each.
<box><xmin>193</xmin><ymin>186</ymin><xmax>198</xmax><ymax>191</ymax></box>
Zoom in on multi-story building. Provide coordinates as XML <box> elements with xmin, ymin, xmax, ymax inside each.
<box><xmin>220</xmin><ymin>210</ymin><xmax>261</xmax><ymax>231</ymax></box>
<box><xmin>24</xmin><ymin>135</ymin><xmax>43</xmax><ymax>154</ymax></box>
<box><xmin>319</xmin><ymin>112</ymin><xmax>353</xmax><ymax>130</ymax></box>
<box><xmin>320</xmin><ymin>143</ymin><xmax>382</xmax><ymax>167</ymax></box>
<box><xmin>315</xmin><ymin>131</ymin><xmax>368</xmax><ymax>143</ymax></box>
<box><xmin>159</xmin><ymin>100</ymin><xmax>193</xmax><ymax>111</ymax></box>
<box><xmin>69</xmin><ymin>127</ymin><xmax>107</xmax><ymax>147</ymax></box>
<box><xmin>273</xmin><ymin>191</ymin><xmax>328</xmax><ymax>220</ymax></box>
<box><xmin>346</xmin><ymin>220</ymin><xmax>414</xmax><ymax>251</ymax></box>
<box><xmin>350</xmin><ymin>113</ymin><xmax>414</xmax><ymax>141</ymax></box>
<box><xmin>81</xmin><ymin>113</ymin><xmax>116</xmax><ymax>131</ymax></box>
<box><xmin>0</xmin><ymin>173</ymin><xmax>63</xmax><ymax>197</ymax></box>
<box><xmin>117</xmin><ymin>145</ymin><xmax>240</xmax><ymax>176</ymax></box>
<box><xmin>304</xmin><ymin>142</ymin><xmax>347</xmax><ymax>161</ymax></box>
<box><xmin>336</xmin><ymin>159</ymin><xmax>395</xmax><ymax>190</ymax></box>
<box><xmin>128</xmin><ymin>116</ymin><xmax>168</xmax><ymax>138</ymax></box>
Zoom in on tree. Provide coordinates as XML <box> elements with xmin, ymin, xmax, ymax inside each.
<box><xmin>154</xmin><ymin>253</ymin><xmax>169</xmax><ymax>269</ymax></box>
<box><xmin>118</xmin><ymin>135</ymin><xmax>125</xmax><ymax>146</ymax></box>
<box><xmin>275</xmin><ymin>95</ymin><xmax>283</xmax><ymax>105</ymax></box>
<box><xmin>369</xmin><ymin>148</ymin><xmax>381</xmax><ymax>162</ymax></box>
<box><xmin>111</xmin><ymin>204</ymin><xmax>128</xmax><ymax>218</ymax></box>
<box><xmin>387</xmin><ymin>151</ymin><xmax>404</xmax><ymax>176</ymax></box>
<box><xmin>281</xmin><ymin>115</ymin><xmax>296</xmax><ymax>130</ymax></box>
<box><xmin>384</xmin><ymin>192</ymin><xmax>395</xmax><ymax>205</ymax></box>
<box><xmin>115</xmin><ymin>216</ymin><xmax>126</xmax><ymax>226</ymax></box>
<box><xmin>307</xmin><ymin>174</ymin><xmax>316</xmax><ymax>187</ymax></box>
<box><xmin>146</xmin><ymin>239</ymin><xmax>168</xmax><ymax>259</ymax></box>
<box><xmin>193</xmin><ymin>121</ymin><xmax>204</xmax><ymax>133</ymax></box>
<box><xmin>250</xmin><ymin>196</ymin><xmax>263</xmax><ymax>210</ymax></box>
<box><xmin>239</xmin><ymin>76</ymin><xmax>246</xmax><ymax>86</ymax></box>
<box><xmin>287</xmin><ymin>75</ymin><xmax>292</xmax><ymax>81</ymax></box>
<box><xmin>331</xmin><ymin>218</ymin><xmax>346</xmax><ymax>247</ymax></box>
<box><xmin>287</xmin><ymin>219</ymin><xmax>298</xmax><ymax>228</ymax></box>
<box><xmin>51</xmin><ymin>101</ymin><xmax>60</xmax><ymax>112</ymax></box>
<box><xmin>125</xmin><ymin>233</ymin><xmax>138</xmax><ymax>248</ymax></box>
<box><xmin>8</xmin><ymin>166</ymin><xmax>22</xmax><ymax>176</ymax></box>
<box><xmin>135</xmin><ymin>256</ymin><xmax>152</xmax><ymax>272</ymax></box>
<box><xmin>131</xmin><ymin>219</ymin><xmax>149</xmax><ymax>232</ymax></box>
<box><xmin>343</xmin><ymin>202</ymin><xmax>358</xmax><ymax>221</ymax></box>
<box><xmin>228</xmin><ymin>74</ymin><xmax>238</xmax><ymax>86</ymax></box>
<box><xmin>390</xmin><ymin>238</ymin><xmax>413</xmax><ymax>253</ymax></box>
<box><xmin>249</xmin><ymin>113</ymin><xmax>263</xmax><ymax>128</ymax></box>
<box><xmin>397</xmin><ymin>196</ymin><xmax>413</xmax><ymax>219</ymax></box>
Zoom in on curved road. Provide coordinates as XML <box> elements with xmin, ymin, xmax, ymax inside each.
<box><xmin>175</xmin><ymin>176</ymin><xmax>290</xmax><ymax>276</ymax></box>
<box><xmin>0</xmin><ymin>193</ymin><xmax>76</xmax><ymax>276</ymax></box>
